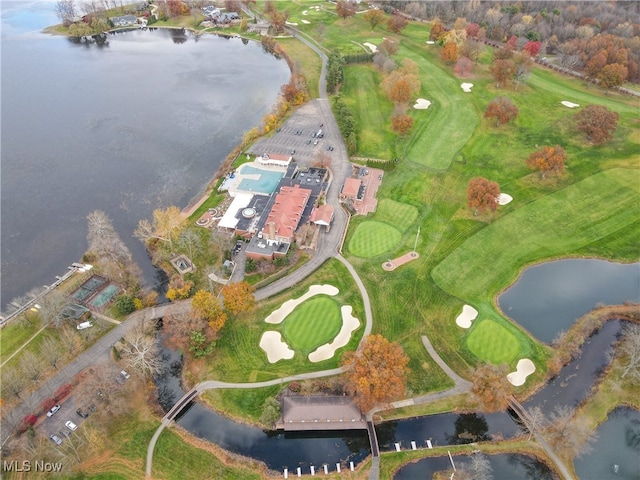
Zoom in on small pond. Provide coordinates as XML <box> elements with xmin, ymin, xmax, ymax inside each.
<box><xmin>574</xmin><ymin>407</ymin><xmax>640</xmax><ymax>480</ymax></box>
<box><xmin>498</xmin><ymin>259</ymin><xmax>639</xmax><ymax>343</ymax></box>
<box><xmin>394</xmin><ymin>452</ymin><xmax>557</xmax><ymax>480</ymax></box>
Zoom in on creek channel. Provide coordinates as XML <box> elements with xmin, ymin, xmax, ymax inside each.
<box><xmin>154</xmin><ymin>259</ymin><xmax>639</xmax><ymax>476</ymax></box>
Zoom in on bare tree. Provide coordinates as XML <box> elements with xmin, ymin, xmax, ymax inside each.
<box><xmin>40</xmin><ymin>337</ymin><xmax>64</xmax><ymax>370</ymax></box>
<box><xmin>469</xmin><ymin>452</ymin><xmax>493</xmax><ymax>480</ymax></box>
<box><xmin>178</xmin><ymin>229</ymin><xmax>201</xmax><ymax>260</ymax></box>
<box><xmin>546</xmin><ymin>405</ymin><xmax>598</xmax><ymax>458</ymax></box>
<box><xmin>74</xmin><ymin>362</ymin><xmax>127</xmax><ymax>418</ymax></box>
<box><xmin>59</xmin><ymin>325</ymin><xmax>82</xmax><ymax>355</ymax></box>
<box><xmin>40</xmin><ymin>290</ymin><xmax>69</xmax><ymax>327</ymax></box>
<box><xmin>19</xmin><ymin>351</ymin><xmax>44</xmax><ymax>384</ymax></box>
<box><xmin>618</xmin><ymin>323</ymin><xmax>640</xmax><ymax>381</ymax></box>
<box><xmin>55</xmin><ymin>0</ymin><xmax>77</xmax><ymax>26</ymax></box>
<box><xmin>2</xmin><ymin>367</ymin><xmax>27</xmax><ymax>399</ymax></box>
<box><xmin>120</xmin><ymin>321</ymin><xmax>164</xmax><ymax>377</ymax></box>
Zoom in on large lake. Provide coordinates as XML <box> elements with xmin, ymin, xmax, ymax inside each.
<box><xmin>0</xmin><ymin>1</ymin><xmax>290</xmax><ymax>308</ymax></box>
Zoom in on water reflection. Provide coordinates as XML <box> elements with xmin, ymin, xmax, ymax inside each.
<box><xmin>498</xmin><ymin>259</ymin><xmax>640</xmax><ymax>343</ymax></box>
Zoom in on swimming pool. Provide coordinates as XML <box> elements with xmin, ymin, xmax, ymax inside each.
<box><xmin>236</xmin><ymin>165</ymin><xmax>284</xmax><ymax>195</ymax></box>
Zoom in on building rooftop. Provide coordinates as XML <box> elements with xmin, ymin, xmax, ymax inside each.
<box><xmin>277</xmin><ymin>395</ymin><xmax>366</xmax><ymax>431</ymax></box>
<box><xmin>342</xmin><ymin>177</ymin><xmax>361</xmax><ymax>198</ymax></box>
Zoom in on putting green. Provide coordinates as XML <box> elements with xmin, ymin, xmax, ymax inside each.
<box><xmin>375</xmin><ymin>199</ymin><xmax>419</xmax><ymax>232</ymax></box>
<box><xmin>282</xmin><ymin>297</ymin><xmax>342</xmax><ymax>353</ymax></box>
<box><xmin>349</xmin><ymin>221</ymin><xmax>402</xmax><ymax>258</ymax></box>
<box><xmin>466</xmin><ymin>319</ymin><xmax>521</xmax><ymax>365</ymax></box>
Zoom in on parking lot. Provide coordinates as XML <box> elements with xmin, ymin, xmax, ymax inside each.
<box><xmin>247</xmin><ymin>101</ymin><xmax>337</xmax><ymax>167</ymax></box>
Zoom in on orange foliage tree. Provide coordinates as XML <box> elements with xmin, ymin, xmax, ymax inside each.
<box><xmin>388</xmin><ymin>78</ymin><xmax>411</xmax><ymax>103</ymax></box>
<box><xmin>391</xmin><ymin>114</ymin><xmax>414</xmax><ymax>136</ymax></box>
<box><xmin>386</xmin><ymin>14</ymin><xmax>408</xmax><ymax>34</ymax></box>
<box><xmin>221</xmin><ymin>281</ymin><xmax>256</xmax><ymax>315</ymax></box>
<box><xmin>598</xmin><ymin>63</ymin><xmax>628</xmax><ymax>91</ymax></box>
<box><xmin>471</xmin><ymin>363</ymin><xmax>512</xmax><ymax>413</ymax></box>
<box><xmin>526</xmin><ymin>145</ymin><xmax>568</xmax><ymax>178</ymax></box>
<box><xmin>441</xmin><ymin>42</ymin><xmax>458</xmax><ymax>63</ymax></box>
<box><xmin>363</xmin><ymin>9</ymin><xmax>385</xmax><ymax>31</ymax></box>
<box><xmin>574</xmin><ymin>105</ymin><xmax>619</xmax><ymax>145</ymax></box>
<box><xmin>430</xmin><ymin>21</ymin><xmax>445</xmax><ymax>41</ymax></box>
<box><xmin>467</xmin><ymin>177</ymin><xmax>500</xmax><ymax>216</ymax></box>
<box><xmin>191</xmin><ymin>290</ymin><xmax>227</xmax><ymax>335</ymax></box>
<box><xmin>342</xmin><ymin>334</ymin><xmax>409</xmax><ymax>413</ymax></box>
<box><xmin>335</xmin><ymin>0</ymin><xmax>356</xmax><ymax>20</ymax></box>
<box><xmin>484</xmin><ymin>96</ymin><xmax>518</xmax><ymax>127</ymax></box>
<box><xmin>489</xmin><ymin>59</ymin><xmax>516</xmax><ymax>88</ymax></box>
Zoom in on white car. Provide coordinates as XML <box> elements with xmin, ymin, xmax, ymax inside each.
<box><xmin>120</xmin><ymin>370</ymin><xmax>131</xmax><ymax>380</ymax></box>
<box><xmin>65</xmin><ymin>420</ymin><xmax>77</xmax><ymax>431</ymax></box>
<box><xmin>46</xmin><ymin>405</ymin><xmax>60</xmax><ymax>417</ymax></box>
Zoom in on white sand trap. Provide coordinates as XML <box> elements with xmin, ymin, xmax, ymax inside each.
<box><xmin>497</xmin><ymin>193</ymin><xmax>513</xmax><ymax>205</ymax></box>
<box><xmin>455</xmin><ymin>305</ymin><xmax>479</xmax><ymax>328</ymax></box>
<box><xmin>285</xmin><ymin>21</ymin><xmax>298</xmax><ymax>26</ymax></box>
<box><xmin>309</xmin><ymin>306</ymin><xmax>360</xmax><ymax>363</ymax></box>
<box><xmin>301</xmin><ymin>19</ymin><xmax>310</xmax><ymax>24</ymax></box>
<box><xmin>265</xmin><ymin>284</ymin><xmax>339</xmax><ymax>324</ymax></box>
<box><xmin>413</xmin><ymin>98</ymin><xmax>432</xmax><ymax>109</ymax></box>
<box><xmin>260</xmin><ymin>331</ymin><xmax>295</xmax><ymax>363</ymax></box>
<box><xmin>363</xmin><ymin>42</ymin><xmax>378</xmax><ymax>53</ymax></box>
<box><xmin>302</xmin><ymin>10</ymin><xmax>308</xmax><ymax>15</ymax></box>
<box><xmin>426</xmin><ymin>40</ymin><xmax>435</xmax><ymax>45</ymax></box>
<box><xmin>561</xmin><ymin>101</ymin><xmax>579</xmax><ymax>108</ymax></box>
<box><xmin>461</xmin><ymin>83</ymin><xmax>474</xmax><ymax>93</ymax></box>
<box><xmin>507</xmin><ymin>358</ymin><xmax>536</xmax><ymax>386</ymax></box>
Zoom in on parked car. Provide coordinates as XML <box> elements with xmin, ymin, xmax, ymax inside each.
<box><xmin>120</xmin><ymin>370</ymin><xmax>131</xmax><ymax>380</ymax></box>
<box><xmin>46</xmin><ymin>405</ymin><xmax>61</xmax><ymax>417</ymax></box>
<box><xmin>313</xmin><ymin>140</ymin><xmax>319</xmax><ymax>146</ymax></box>
<box><xmin>49</xmin><ymin>434</ymin><xmax>63</xmax><ymax>445</ymax></box>
<box><xmin>76</xmin><ymin>403</ymin><xmax>96</xmax><ymax>419</ymax></box>
<box><xmin>65</xmin><ymin>420</ymin><xmax>77</xmax><ymax>431</ymax></box>
<box><xmin>77</xmin><ymin>321</ymin><xmax>93</xmax><ymax>330</ymax></box>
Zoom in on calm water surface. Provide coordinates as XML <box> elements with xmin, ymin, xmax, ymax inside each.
<box><xmin>498</xmin><ymin>259</ymin><xmax>640</xmax><ymax>343</ymax></box>
<box><xmin>1</xmin><ymin>1</ymin><xmax>290</xmax><ymax>307</ymax></box>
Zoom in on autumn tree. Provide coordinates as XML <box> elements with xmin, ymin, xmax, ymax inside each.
<box><xmin>575</xmin><ymin>105</ymin><xmax>619</xmax><ymax>144</ymax></box>
<box><xmin>522</xmin><ymin>40</ymin><xmax>541</xmax><ymax>57</ymax></box>
<box><xmin>386</xmin><ymin>14</ymin><xmax>408</xmax><ymax>34</ymax></box>
<box><xmin>379</xmin><ymin>37</ymin><xmax>398</xmax><ymax>57</ymax></box>
<box><xmin>342</xmin><ymin>334</ymin><xmax>409</xmax><ymax>413</ymax></box>
<box><xmin>165</xmin><ymin>274</ymin><xmax>194</xmax><ymax>301</ymax></box>
<box><xmin>120</xmin><ymin>320</ymin><xmax>164</xmax><ymax>377</ymax></box>
<box><xmin>388</xmin><ymin>77</ymin><xmax>411</xmax><ymax>103</ymax></box>
<box><xmin>489</xmin><ymin>59</ymin><xmax>516</xmax><ymax>88</ymax></box>
<box><xmin>335</xmin><ymin>0</ymin><xmax>356</xmax><ymax>20</ymax></box>
<box><xmin>221</xmin><ymin>281</ymin><xmax>256</xmax><ymax>315</ymax></box>
<box><xmin>363</xmin><ymin>9</ymin><xmax>385</xmax><ymax>31</ymax></box>
<box><xmin>191</xmin><ymin>289</ymin><xmax>227</xmax><ymax>334</ymax></box>
<box><xmin>134</xmin><ymin>206</ymin><xmax>186</xmax><ymax>253</ymax></box>
<box><xmin>441</xmin><ymin>42</ymin><xmax>458</xmax><ymax>63</ymax></box>
<box><xmin>391</xmin><ymin>114</ymin><xmax>414</xmax><ymax>136</ymax></box>
<box><xmin>429</xmin><ymin>21</ymin><xmax>445</xmax><ymax>41</ymax></box>
<box><xmin>584</xmin><ymin>51</ymin><xmax>607</xmax><ymax>82</ymax></box>
<box><xmin>470</xmin><ymin>363</ymin><xmax>511</xmax><ymax>412</ymax></box>
<box><xmin>454</xmin><ymin>57</ymin><xmax>473</xmax><ymax>77</ymax></box>
<box><xmin>512</xmin><ymin>52</ymin><xmax>533</xmax><ymax>90</ymax></box>
<box><xmin>484</xmin><ymin>96</ymin><xmax>518</xmax><ymax>127</ymax></box>
<box><xmin>526</xmin><ymin>145</ymin><xmax>567</xmax><ymax>178</ymax></box>
<box><xmin>467</xmin><ymin>177</ymin><xmax>500</xmax><ymax>216</ymax></box>
<box><xmin>598</xmin><ymin>63</ymin><xmax>628</xmax><ymax>91</ymax></box>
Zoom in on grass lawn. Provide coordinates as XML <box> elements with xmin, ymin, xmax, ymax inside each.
<box><xmin>374</xmin><ymin>199</ymin><xmax>419</xmax><ymax>232</ymax></box>
<box><xmin>0</xmin><ymin>316</ymin><xmax>43</xmax><ymax>363</ymax></box>
<box><xmin>282</xmin><ymin>296</ymin><xmax>342</xmax><ymax>352</ymax></box>
<box><xmin>348</xmin><ymin>221</ymin><xmax>402</xmax><ymax>258</ymax></box>
<box><xmin>465</xmin><ymin>318</ymin><xmax>522</xmax><ymax>365</ymax></box>
<box><xmin>432</xmin><ymin>168</ymin><xmax>640</xmax><ymax>303</ymax></box>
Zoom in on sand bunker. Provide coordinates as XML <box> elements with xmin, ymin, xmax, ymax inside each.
<box><xmin>497</xmin><ymin>193</ymin><xmax>513</xmax><ymax>205</ymax></box>
<box><xmin>455</xmin><ymin>305</ymin><xmax>478</xmax><ymax>328</ymax></box>
<box><xmin>302</xmin><ymin>10</ymin><xmax>308</xmax><ymax>15</ymax></box>
<box><xmin>260</xmin><ymin>331</ymin><xmax>295</xmax><ymax>363</ymax></box>
<box><xmin>426</xmin><ymin>40</ymin><xmax>435</xmax><ymax>45</ymax></box>
<box><xmin>301</xmin><ymin>19</ymin><xmax>310</xmax><ymax>24</ymax></box>
<box><xmin>507</xmin><ymin>358</ymin><xmax>536</xmax><ymax>386</ymax></box>
<box><xmin>265</xmin><ymin>284</ymin><xmax>339</xmax><ymax>324</ymax></box>
<box><xmin>561</xmin><ymin>101</ymin><xmax>579</xmax><ymax>108</ymax></box>
<box><xmin>308</xmin><ymin>306</ymin><xmax>360</xmax><ymax>363</ymax></box>
<box><xmin>363</xmin><ymin>42</ymin><xmax>378</xmax><ymax>53</ymax></box>
<box><xmin>285</xmin><ymin>21</ymin><xmax>298</xmax><ymax>26</ymax></box>
<box><xmin>461</xmin><ymin>83</ymin><xmax>474</xmax><ymax>93</ymax></box>
<box><xmin>413</xmin><ymin>98</ymin><xmax>432</xmax><ymax>109</ymax></box>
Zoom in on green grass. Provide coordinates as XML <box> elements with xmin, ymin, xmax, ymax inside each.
<box><xmin>374</xmin><ymin>198</ymin><xmax>419</xmax><ymax>232</ymax></box>
<box><xmin>0</xmin><ymin>315</ymin><xmax>43</xmax><ymax>363</ymax></box>
<box><xmin>282</xmin><ymin>296</ymin><xmax>342</xmax><ymax>352</ymax></box>
<box><xmin>465</xmin><ymin>319</ymin><xmax>521</xmax><ymax>365</ymax></box>
<box><xmin>348</xmin><ymin>221</ymin><xmax>402</xmax><ymax>258</ymax></box>
<box><xmin>432</xmin><ymin>168</ymin><xmax>640</xmax><ymax>303</ymax></box>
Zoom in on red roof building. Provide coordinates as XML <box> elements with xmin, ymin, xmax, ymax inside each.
<box><xmin>262</xmin><ymin>184</ymin><xmax>312</xmax><ymax>245</ymax></box>
<box><xmin>309</xmin><ymin>204</ymin><xmax>334</xmax><ymax>231</ymax></box>
<box><xmin>340</xmin><ymin>177</ymin><xmax>361</xmax><ymax>200</ymax></box>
